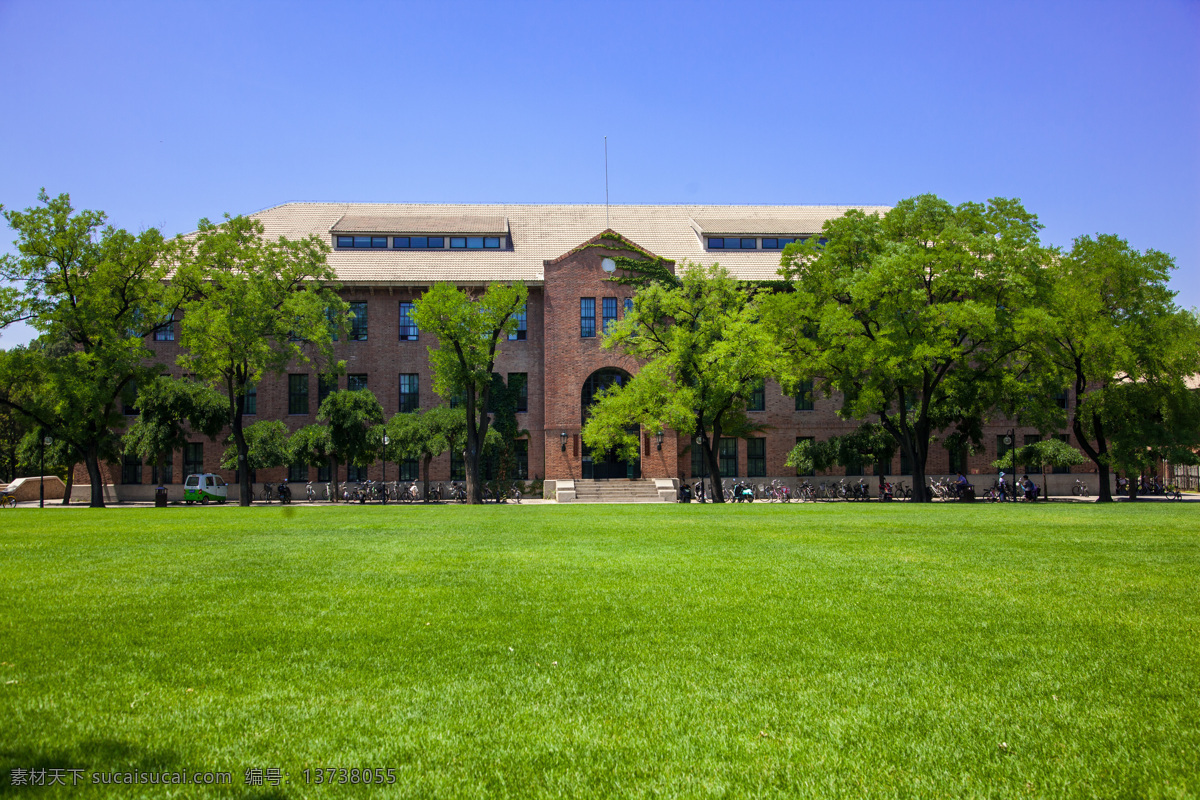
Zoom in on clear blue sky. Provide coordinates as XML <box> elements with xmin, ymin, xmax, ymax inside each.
<box><xmin>2</xmin><ymin>0</ymin><xmax>1197</xmax><ymax>346</ymax></box>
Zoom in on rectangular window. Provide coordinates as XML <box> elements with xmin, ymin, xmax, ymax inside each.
<box><xmin>288</xmin><ymin>374</ymin><xmax>309</xmax><ymax>415</ymax></box>
<box><xmin>337</xmin><ymin>235</ymin><xmax>388</xmax><ymax>248</ymax></box>
<box><xmin>691</xmin><ymin>443</ymin><xmax>708</xmax><ymax>479</ymax></box>
<box><xmin>1054</xmin><ymin>433</ymin><xmax>1071</xmax><ymax>474</ymax></box>
<box><xmin>602</xmin><ymin>297</ymin><xmax>618</xmax><ymax>333</ymax></box>
<box><xmin>399</xmin><ymin>374</ymin><xmax>419</xmax><ymax>412</ymax></box>
<box><xmin>450</xmin><ymin>449</ymin><xmax>465</xmax><ymax>481</ymax></box>
<box><xmin>748</xmin><ymin>438</ymin><xmax>766</xmax><ymax>477</ymax></box>
<box><xmin>289</xmin><ymin>462</ymin><xmax>307</xmax><ymax>482</ymax></box>
<box><xmin>346</xmin><ymin>464</ymin><xmax>367</xmax><ymax>483</ymax></box>
<box><xmin>349</xmin><ymin>302</ymin><xmax>368</xmax><ymax>341</ymax></box>
<box><xmin>795</xmin><ymin>379</ymin><xmax>814</xmax><ymax>411</ymax></box>
<box><xmin>900</xmin><ymin>450</ymin><xmax>912</xmax><ymax>475</ymax></box>
<box><xmin>123</xmin><ymin>380</ymin><xmax>138</xmax><ymax>415</ymax></box>
<box><xmin>317</xmin><ymin>462</ymin><xmax>330</xmax><ymax>483</ymax></box>
<box><xmin>450</xmin><ymin>237</ymin><xmax>466</xmax><ymax>248</ymax></box>
<box><xmin>624</xmin><ymin>297</ymin><xmax>633</xmax><ymax>315</ymax></box>
<box><xmin>706</xmin><ymin>237</ymin><xmax>757</xmax><ymax>250</ymax></box>
<box><xmin>508</xmin><ymin>373</ymin><xmax>527</xmax><ymax>413</ymax></box>
<box><xmin>508</xmin><ymin>303</ymin><xmax>527</xmax><ymax>341</ymax></box>
<box><xmin>398</xmin><ymin>301</ymin><xmax>419</xmax><ymax>341</ymax></box>
<box><xmin>580</xmin><ymin>298</ymin><xmax>596</xmax><ymax>338</ymax></box>
<box><xmin>514</xmin><ymin>439</ymin><xmax>529</xmax><ymax>480</ymax></box>
<box><xmin>794</xmin><ymin>436</ymin><xmax>814</xmax><ymax>477</ymax></box>
<box><xmin>244</xmin><ymin>385</ymin><xmax>257</xmax><ymax>415</ymax></box>
<box><xmin>762</xmin><ymin>238</ymin><xmax>797</xmax><ymax>249</ymax></box>
<box><xmin>400</xmin><ymin>458</ymin><xmax>419</xmax><ymax>481</ymax></box>
<box><xmin>183</xmin><ymin>442</ymin><xmax>204</xmax><ymax>477</ymax></box>
<box><xmin>748</xmin><ymin>378</ymin><xmax>765</xmax><ymax>412</ymax></box>
<box><xmin>395</xmin><ymin>236</ymin><xmax>445</xmax><ymax>249</ymax></box>
<box><xmin>151</xmin><ymin>453</ymin><xmax>173</xmax><ymax>485</ymax></box>
<box><xmin>1055</xmin><ymin>390</ymin><xmax>1069</xmax><ymax>410</ymax></box>
<box><xmin>318</xmin><ymin>374</ymin><xmax>338</xmax><ymax>408</ymax></box>
<box><xmin>348</xmin><ymin>373</ymin><xmax>368</xmax><ymax>392</ymax></box>
<box><xmin>121</xmin><ymin>454</ymin><xmax>142</xmax><ymax>485</ymax></box>
<box><xmin>948</xmin><ymin>444</ymin><xmax>968</xmax><ymax>474</ymax></box>
<box><xmin>153</xmin><ymin>315</ymin><xmax>175</xmax><ymax>341</ymax></box>
<box><xmin>449</xmin><ymin>390</ymin><xmax>467</xmax><ymax>410</ymax></box>
<box><xmin>719</xmin><ymin>437</ymin><xmax>738</xmax><ymax>477</ymax></box>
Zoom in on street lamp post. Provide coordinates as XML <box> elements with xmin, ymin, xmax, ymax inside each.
<box><xmin>382</xmin><ymin>434</ymin><xmax>390</xmax><ymax>488</ymax></box>
<box><xmin>1003</xmin><ymin>429</ymin><xmax>1017</xmax><ymax>502</ymax></box>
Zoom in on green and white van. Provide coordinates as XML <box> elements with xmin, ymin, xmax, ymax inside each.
<box><xmin>184</xmin><ymin>473</ymin><xmax>228</xmax><ymax>504</ymax></box>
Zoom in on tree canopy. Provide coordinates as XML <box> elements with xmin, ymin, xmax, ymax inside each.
<box><xmin>582</xmin><ymin>262</ymin><xmax>772</xmax><ymax>502</ymax></box>
<box><xmin>168</xmin><ymin>214</ymin><xmax>346</xmax><ymax>505</ymax></box>
<box><xmin>412</xmin><ymin>282</ymin><xmax>526</xmax><ymax>503</ymax></box>
<box><xmin>0</xmin><ymin>191</ymin><xmax>172</xmax><ymax>506</ymax></box>
<box><xmin>763</xmin><ymin>194</ymin><xmax>1050</xmax><ymax>501</ymax></box>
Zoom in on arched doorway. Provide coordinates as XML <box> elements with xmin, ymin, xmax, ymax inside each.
<box><xmin>581</xmin><ymin>368</ymin><xmax>641</xmax><ymax>480</ymax></box>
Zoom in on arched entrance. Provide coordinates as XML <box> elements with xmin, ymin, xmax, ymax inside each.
<box><xmin>581</xmin><ymin>368</ymin><xmax>641</xmax><ymax>480</ymax></box>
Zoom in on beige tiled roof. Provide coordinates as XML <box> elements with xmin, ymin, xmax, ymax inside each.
<box><xmin>331</xmin><ymin>213</ymin><xmax>509</xmax><ymax>235</ymax></box>
<box><xmin>250</xmin><ymin>202</ymin><xmax>890</xmax><ymax>284</ymax></box>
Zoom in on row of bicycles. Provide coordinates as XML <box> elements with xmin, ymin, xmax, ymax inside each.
<box><xmin>689</xmin><ymin>478</ymin><xmax>915</xmax><ymax>502</ymax></box>
<box><xmin>255</xmin><ymin>479</ymin><xmax>522</xmax><ymax>504</ymax></box>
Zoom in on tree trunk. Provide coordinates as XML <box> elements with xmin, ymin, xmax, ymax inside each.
<box><xmin>701</xmin><ymin>429</ymin><xmax>725</xmax><ymax>503</ymax></box>
<box><xmin>330</xmin><ymin>457</ymin><xmax>339</xmax><ymax>502</ymax></box>
<box><xmin>233</xmin><ymin>409</ymin><xmax>251</xmax><ymax>507</ymax></box>
<box><xmin>422</xmin><ymin>454</ymin><xmax>432</xmax><ymax>502</ymax></box>
<box><xmin>85</xmin><ymin>446</ymin><xmax>106</xmax><ymax>508</ymax></box>
<box><xmin>61</xmin><ymin>463</ymin><xmax>75</xmax><ymax>505</ymax></box>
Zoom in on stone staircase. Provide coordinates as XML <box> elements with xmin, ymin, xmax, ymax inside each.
<box><xmin>566</xmin><ymin>479</ymin><xmax>674</xmax><ymax>503</ymax></box>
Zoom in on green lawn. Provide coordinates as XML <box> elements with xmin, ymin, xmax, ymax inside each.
<box><xmin>1</xmin><ymin>504</ymin><xmax>1197</xmax><ymax>798</ymax></box>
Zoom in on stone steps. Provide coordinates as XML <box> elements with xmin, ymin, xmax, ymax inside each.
<box><xmin>571</xmin><ymin>479</ymin><xmax>670</xmax><ymax>503</ymax></box>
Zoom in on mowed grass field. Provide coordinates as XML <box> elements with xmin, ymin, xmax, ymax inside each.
<box><xmin>0</xmin><ymin>503</ymin><xmax>1197</xmax><ymax>799</ymax></box>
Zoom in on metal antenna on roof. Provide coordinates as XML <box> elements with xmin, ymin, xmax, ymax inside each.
<box><xmin>604</xmin><ymin>136</ymin><xmax>610</xmax><ymax>229</ymax></box>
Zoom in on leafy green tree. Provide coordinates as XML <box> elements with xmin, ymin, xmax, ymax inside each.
<box><xmin>989</xmin><ymin>437</ymin><xmax>1086</xmax><ymax>497</ymax></box>
<box><xmin>123</xmin><ymin>375</ymin><xmax>226</xmax><ymax>483</ymax></box>
<box><xmin>763</xmin><ymin>195</ymin><xmax>1049</xmax><ymax>502</ymax></box>
<box><xmin>582</xmin><ymin>262</ymin><xmax>772</xmax><ymax>503</ymax></box>
<box><xmin>1038</xmin><ymin>234</ymin><xmax>1200</xmax><ymax>502</ymax></box>
<box><xmin>289</xmin><ymin>423</ymin><xmax>335</xmax><ymax>497</ymax></box>
<box><xmin>0</xmin><ymin>402</ymin><xmax>28</xmax><ymax>484</ymax></box>
<box><xmin>412</xmin><ymin>282</ymin><xmax>527</xmax><ymax>504</ymax></box>
<box><xmin>785</xmin><ymin>423</ymin><xmax>897</xmax><ymax>480</ymax></box>
<box><xmin>0</xmin><ymin>191</ymin><xmax>172</xmax><ymax>506</ymax></box>
<box><xmin>15</xmin><ymin>429</ymin><xmax>82</xmax><ymax>504</ymax></box>
<box><xmin>220</xmin><ymin>420</ymin><xmax>291</xmax><ymax>475</ymax></box>
<box><xmin>384</xmin><ymin>406</ymin><xmax>467</xmax><ymax>500</ymax></box>
<box><xmin>316</xmin><ymin>388</ymin><xmax>384</xmax><ymax>497</ymax></box>
<box><xmin>168</xmin><ymin>214</ymin><xmax>346</xmax><ymax>506</ymax></box>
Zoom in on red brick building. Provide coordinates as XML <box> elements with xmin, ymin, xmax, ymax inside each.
<box><xmin>100</xmin><ymin>202</ymin><xmax>1095</xmax><ymax>498</ymax></box>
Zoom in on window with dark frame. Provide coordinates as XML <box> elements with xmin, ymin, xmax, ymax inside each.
<box><xmin>450</xmin><ymin>449</ymin><xmax>465</xmax><ymax>480</ymax></box>
<box><xmin>288</xmin><ymin>374</ymin><xmax>309</xmax><ymax>415</ymax></box>
<box><xmin>580</xmin><ymin>298</ymin><xmax>596</xmax><ymax>338</ymax></box>
<box><xmin>718</xmin><ymin>437</ymin><xmax>738</xmax><ymax>477</ymax></box>
<box><xmin>244</xmin><ymin>385</ymin><xmax>257</xmax><ymax>415</ymax></box>
<box><xmin>508</xmin><ymin>373</ymin><xmax>527</xmax><ymax>413</ymax></box>
<box><xmin>748</xmin><ymin>438</ymin><xmax>766</xmax><ymax>477</ymax></box>
<box><xmin>347</xmin><ymin>374</ymin><xmax>368</xmax><ymax>392</ymax></box>
<box><xmin>183</xmin><ymin>442</ymin><xmax>204</xmax><ymax>477</ymax></box>
<box><xmin>449</xmin><ymin>237</ymin><xmax>502</xmax><ymax>249</ymax></box>
<box><xmin>336</xmin><ymin>235</ymin><xmax>388</xmax><ymax>249</ymax></box>
<box><xmin>706</xmin><ymin>237</ymin><xmax>758</xmax><ymax>250</ymax></box>
<box><xmin>691</xmin><ymin>443</ymin><xmax>708</xmax><ymax>479</ymax></box>
<box><xmin>624</xmin><ymin>297</ymin><xmax>633</xmax><ymax>316</ymax></box>
<box><xmin>602</xmin><ymin>297</ymin><xmax>617</xmax><ymax>333</ymax></box>
<box><xmin>400</xmin><ymin>458</ymin><xmax>419</xmax><ymax>481</ymax></box>
<box><xmin>762</xmin><ymin>238</ymin><xmax>798</xmax><ymax>250</ymax></box>
<box><xmin>348</xmin><ymin>302</ymin><xmax>368</xmax><ymax>341</ymax></box>
<box><xmin>346</xmin><ymin>464</ymin><xmax>367</xmax><ymax>483</ymax></box>
<box><xmin>794</xmin><ymin>436</ymin><xmax>814</xmax><ymax>477</ymax></box>
<box><xmin>514</xmin><ymin>439</ymin><xmax>529</xmax><ymax>480</ymax></box>
<box><xmin>748</xmin><ymin>379</ymin><xmax>765</xmax><ymax>411</ymax></box>
<box><xmin>795</xmin><ymin>379</ymin><xmax>814</xmax><ymax>411</ymax></box>
<box><xmin>317</xmin><ymin>462</ymin><xmax>330</xmax><ymax>483</ymax></box>
<box><xmin>393</xmin><ymin>236</ymin><xmax>445</xmax><ymax>249</ymax></box>
<box><xmin>151</xmin><ymin>453</ymin><xmax>173</xmax><ymax>485</ymax></box>
<box><xmin>399</xmin><ymin>374</ymin><xmax>419</xmax><ymax>412</ymax></box>
<box><xmin>123</xmin><ymin>380</ymin><xmax>138</xmax><ymax>415</ymax></box>
<box><xmin>399</xmin><ymin>301</ymin><xmax>418</xmax><ymax>341</ymax></box>
<box><xmin>153</xmin><ymin>315</ymin><xmax>175</xmax><ymax>341</ymax></box>
<box><xmin>947</xmin><ymin>444</ymin><xmax>968</xmax><ymax>474</ymax></box>
<box><xmin>508</xmin><ymin>303</ymin><xmax>527</xmax><ymax>340</ymax></box>
<box><xmin>318</xmin><ymin>374</ymin><xmax>338</xmax><ymax>408</ymax></box>
<box><xmin>121</xmin><ymin>454</ymin><xmax>142</xmax><ymax>485</ymax></box>
<box><xmin>289</xmin><ymin>462</ymin><xmax>307</xmax><ymax>483</ymax></box>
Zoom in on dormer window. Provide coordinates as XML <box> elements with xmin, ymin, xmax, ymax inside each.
<box><xmin>450</xmin><ymin>237</ymin><xmax>502</xmax><ymax>249</ymax></box>
<box><xmin>394</xmin><ymin>236</ymin><xmax>445</xmax><ymax>249</ymax></box>
<box><xmin>707</xmin><ymin>237</ymin><xmax>757</xmax><ymax>250</ymax></box>
<box><xmin>762</xmin><ymin>238</ymin><xmax>798</xmax><ymax>250</ymax></box>
<box><xmin>336</xmin><ymin>235</ymin><xmax>388</xmax><ymax>249</ymax></box>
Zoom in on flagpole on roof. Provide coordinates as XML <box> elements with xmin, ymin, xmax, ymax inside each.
<box><xmin>604</xmin><ymin>136</ymin><xmax>610</xmax><ymax>229</ymax></box>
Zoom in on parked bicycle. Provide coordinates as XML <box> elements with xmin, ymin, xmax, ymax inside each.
<box><xmin>1072</xmin><ymin>479</ymin><xmax>1091</xmax><ymax>497</ymax></box>
<box><xmin>259</xmin><ymin>483</ymin><xmax>275</xmax><ymax>503</ymax></box>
